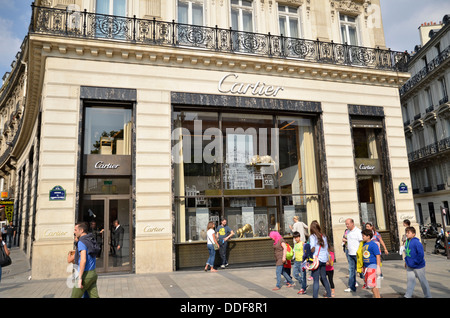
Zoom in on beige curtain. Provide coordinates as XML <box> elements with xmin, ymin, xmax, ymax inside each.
<box><xmin>173</xmin><ymin>126</ymin><xmax>186</xmax><ymax>242</ymax></box>
<box><xmin>299</xmin><ymin>123</ymin><xmax>319</xmax><ymax>223</ymax></box>
<box><xmin>367</xmin><ymin>129</ymin><xmax>386</xmax><ymax>230</ymax></box>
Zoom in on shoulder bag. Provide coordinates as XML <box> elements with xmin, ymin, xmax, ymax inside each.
<box><xmin>0</xmin><ymin>244</ymin><xmax>12</xmax><ymax>267</ymax></box>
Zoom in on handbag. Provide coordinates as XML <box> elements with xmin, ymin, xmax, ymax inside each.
<box><xmin>214</xmin><ymin>243</ymin><xmax>219</xmax><ymax>251</ymax></box>
<box><xmin>0</xmin><ymin>244</ymin><xmax>12</xmax><ymax>267</ymax></box>
<box><xmin>306</xmin><ymin>246</ymin><xmax>321</xmax><ymax>271</ymax></box>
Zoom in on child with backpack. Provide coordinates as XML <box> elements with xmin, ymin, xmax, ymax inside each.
<box><xmin>292</xmin><ymin>231</ymin><xmax>308</xmax><ymax>294</ymax></box>
<box><xmin>270</xmin><ymin>231</ymin><xmax>295</xmax><ymax>290</ymax></box>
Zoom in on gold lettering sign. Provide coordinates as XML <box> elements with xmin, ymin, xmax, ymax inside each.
<box><xmin>143</xmin><ymin>225</ymin><xmax>165</xmax><ymax>233</ymax></box>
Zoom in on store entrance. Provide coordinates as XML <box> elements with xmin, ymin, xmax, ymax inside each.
<box><xmin>80</xmin><ymin>195</ymin><xmax>132</xmax><ymax>273</ymax></box>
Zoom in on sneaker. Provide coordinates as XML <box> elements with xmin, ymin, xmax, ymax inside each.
<box><xmin>344</xmin><ymin>288</ymin><xmax>354</xmax><ymax>292</ymax></box>
<box><xmin>221</xmin><ymin>265</ymin><xmax>226</xmax><ymax>269</ymax></box>
<box><xmin>297</xmin><ymin>289</ymin><xmax>306</xmax><ymax>294</ymax></box>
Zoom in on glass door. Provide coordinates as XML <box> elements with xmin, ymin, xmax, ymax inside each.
<box><xmin>80</xmin><ymin>195</ymin><xmax>132</xmax><ymax>273</ymax></box>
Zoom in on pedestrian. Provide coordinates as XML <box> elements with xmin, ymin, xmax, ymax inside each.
<box><xmin>111</xmin><ymin>219</ymin><xmax>124</xmax><ymax>267</ymax></box>
<box><xmin>71</xmin><ymin>221</ymin><xmax>99</xmax><ymax>298</ymax></box>
<box><xmin>343</xmin><ymin>218</ymin><xmax>362</xmax><ymax>292</ymax></box>
<box><xmin>216</xmin><ymin>218</ymin><xmax>234</xmax><ymax>269</ymax></box>
<box><xmin>289</xmin><ymin>216</ymin><xmax>308</xmax><ymax>242</ymax></box>
<box><xmin>269</xmin><ymin>231</ymin><xmax>295</xmax><ymax>290</ymax></box>
<box><xmin>5</xmin><ymin>222</ymin><xmax>16</xmax><ymax>249</ymax></box>
<box><xmin>365</xmin><ymin>222</ymin><xmax>389</xmax><ymax>256</ymax></box>
<box><xmin>0</xmin><ymin>234</ymin><xmax>10</xmax><ymax>284</ymax></box>
<box><xmin>205</xmin><ymin>221</ymin><xmax>218</xmax><ymax>272</ymax></box>
<box><xmin>309</xmin><ymin>220</ymin><xmax>332</xmax><ymax>298</ymax></box>
<box><xmin>1</xmin><ymin>224</ymin><xmax>6</xmax><ymax>241</ymax></box>
<box><xmin>400</xmin><ymin>219</ymin><xmax>410</xmax><ymax>256</ymax></box>
<box><xmin>68</xmin><ymin>234</ymin><xmax>89</xmax><ymax>298</ymax></box>
<box><xmin>292</xmin><ymin>231</ymin><xmax>307</xmax><ymax>294</ymax></box>
<box><xmin>361</xmin><ymin>229</ymin><xmax>381</xmax><ymax>298</ymax></box>
<box><xmin>320</xmin><ymin>245</ymin><xmax>335</xmax><ymax>297</ymax></box>
<box><xmin>404</xmin><ymin>226</ymin><xmax>432</xmax><ymax>298</ymax></box>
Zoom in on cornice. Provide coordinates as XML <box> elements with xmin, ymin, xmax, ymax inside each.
<box><xmin>28</xmin><ymin>33</ymin><xmax>410</xmax><ymax>90</ymax></box>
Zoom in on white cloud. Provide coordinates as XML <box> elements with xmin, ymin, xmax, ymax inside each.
<box><xmin>0</xmin><ymin>17</ymin><xmax>23</xmax><ymax>76</ymax></box>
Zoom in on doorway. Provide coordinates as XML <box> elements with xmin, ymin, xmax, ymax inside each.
<box><xmin>80</xmin><ymin>195</ymin><xmax>132</xmax><ymax>273</ymax></box>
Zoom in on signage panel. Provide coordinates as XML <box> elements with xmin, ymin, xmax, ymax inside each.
<box><xmin>83</xmin><ymin>155</ymin><xmax>131</xmax><ymax>176</ymax></box>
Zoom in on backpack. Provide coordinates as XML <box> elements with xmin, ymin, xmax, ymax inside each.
<box><xmin>79</xmin><ymin>233</ymin><xmax>101</xmax><ymax>258</ymax></box>
<box><xmin>286</xmin><ymin>243</ymin><xmax>294</xmax><ymax>261</ymax></box>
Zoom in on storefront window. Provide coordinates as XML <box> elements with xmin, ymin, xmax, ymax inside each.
<box><xmin>352</xmin><ymin>124</ymin><xmax>386</xmax><ymax>230</ymax></box>
<box><xmin>84</xmin><ymin>106</ymin><xmax>132</xmax><ymax>155</ymax></box>
<box><xmin>173</xmin><ymin>110</ymin><xmax>319</xmax><ymax>242</ymax></box>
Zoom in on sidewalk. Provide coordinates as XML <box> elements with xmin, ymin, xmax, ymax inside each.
<box><xmin>1</xmin><ymin>241</ymin><xmax>449</xmax><ymax>299</ymax></box>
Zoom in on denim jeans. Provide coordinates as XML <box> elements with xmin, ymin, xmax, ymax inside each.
<box><xmin>276</xmin><ymin>265</ymin><xmax>294</xmax><ymax>288</ymax></box>
<box><xmin>292</xmin><ymin>261</ymin><xmax>307</xmax><ymax>290</ymax></box>
<box><xmin>206</xmin><ymin>244</ymin><xmax>215</xmax><ymax>266</ymax></box>
<box><xmin>219</xmin><ymin>240</ymin><xmax>228</xmax><ymax>266</ymax></box>
<box><xmin>312</xmin><ymin>262</ymin><xmax>331</xmax><ymax>298</ymax></box>
<box><xmin>347</xmin><ymin>254</ymin><xmax>357</xmax><ymax>291</ymax></box>
<box><xmin>6</xmin><ymin>235</ymin><xmax>13</xmax><ymax>249</ymax></box>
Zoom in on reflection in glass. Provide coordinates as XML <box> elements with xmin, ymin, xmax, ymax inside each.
<box><xmin>224</xmin><ymin>197</ymin><xmax>278</xmax><ymax>239</ymax></box>
<box><xmin>83</xmin><ymin>178</ymin><xmax>131</xmax><ymax>195</ymax></box>
<box><xmin>84</xmin><ymin>107</ymin><xmax>132</xmax><ymax>155</ymax></box>
<box><xmin>172</xmin><ymin>110</ymin><xmax>319</xmax><ymax>242</ymax></box>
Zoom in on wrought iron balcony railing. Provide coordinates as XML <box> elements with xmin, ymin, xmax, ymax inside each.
<box><xmin>408</xmin><ymin>136</ymin><xmax>450</xmax><ymax>162</ymax></box>
<box><xmin>30</xmin><ymin>5</ymin><xmax>409</xmax><ymax>72</ymax></box>
<box><xmin>400</xmin><ymin>44</ymin><xmax>450</xmax><ymax>97</ymax></box>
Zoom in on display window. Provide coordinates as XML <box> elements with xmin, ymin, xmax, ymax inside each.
<box><xmin>173</xmin><ymin>109</ymin><xmax>319</xmax><ymax>242</ymax></box>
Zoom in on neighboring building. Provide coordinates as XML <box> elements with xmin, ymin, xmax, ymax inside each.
<box><xmin>400</xmin><ymin>15</ymin><xmax>450</xmax><ymax>228</ymax></box>
<box><xmin>0</xmin><ymin>0</ymin><xmax>412</xmax><ymax>280</ymax></box>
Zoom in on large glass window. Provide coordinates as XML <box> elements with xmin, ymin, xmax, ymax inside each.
<box><xmin>178</xmin><ymin>0</ymin><xmax>204</xmax><ymax>25</ymax></box>
<box><xmin>84</xmin><ymin>106</ymin><xmax>132</xmax><ymax>155</ymax></box>
<box><xmin>173</xmin><ymin>110</ymin><xmax>319</xmax><ymax>242</ymax></box>
<box><xmin>278</xmin><ymin>5</ymin><xmax>300</xmax><ymax>38</ymax></box>
<box><xmin>339</xmin><ymin>14</ymin><xmax>358</xmax><ymax>46</ymax></box>
<box><xmin>231</xmin><ymin>0</ymin><xmax>254</xmax><ymax>32</ymax></box>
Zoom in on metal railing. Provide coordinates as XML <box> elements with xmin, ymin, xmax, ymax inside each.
<box><xmin>30</xmin><ymin>5</ymin><xmax>410</xmax><ymax>72</ymax></box>
<box><xmin>408</xmin><ymin>136</ymin><xmax>450</xmax><ymax>162</ymax></box>
<box><xmin>400</xmin><ymin>44</ymin><xmax>450</xmax><ymax>96</ymax></box>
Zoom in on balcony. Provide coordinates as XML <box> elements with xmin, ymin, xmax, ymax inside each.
<box><xmin>400</xmin><ymin>44</ymin><xmax>450</xmax><ymax>96</ymax></box>
<box><xmin>29</xmin><ymin>5</ymin><xmax>409</xmax><ymax>72</ymax></box>
<box><xmin>408</xmin><ymin>136</ymin><xmax>450</xmax><ymax>162</ymax></box>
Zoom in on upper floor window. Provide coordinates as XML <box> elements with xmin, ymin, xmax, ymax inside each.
<box><xmin>96</xmin><ymin>0</ymin><xmax>127</xmax><ymax>16</ymax></box>
<box><xmin>278</xmin><ymin>5</ymin><xmax>301</xmax><ymax>38</ymax></box>
<box><xmin>439</xmin><ymin>77</ymin><xmax>448</xmax><ymax>103</ymax></box>
<box><xmin>178</xmin><ymin>0</ymin><xmax>204</xmax><ymax>25</ymax></box>
<box><xmin>231</xmin><ymin>0</ymin><xmax>254</xmax><ymax>32</ymax></box>
<box><xmin>339</xmin><ymin>14</ymin><xmax>359</xmax><ymax>46</ymax></box>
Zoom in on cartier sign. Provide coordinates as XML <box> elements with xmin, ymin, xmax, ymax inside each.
<box><xmin>218</xmin><ymin>73</ymin><xmax>284</xmax><ymax>97</ymax></box>
<box><xmin>355</xmin><ymin>158</ymin><xmax>381</xmax><ymax>175</ymax></box>
<box><xmin>83</xmin><ymin>155</ymin><xmax>131</xmax><ymax>176</ymax></box>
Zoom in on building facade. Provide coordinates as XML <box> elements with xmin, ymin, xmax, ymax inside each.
<box><xmin>0</xmin><ymin>0</ymin><xmax>413</xmax><ymax>279</ymax></box>
<box><xmin>400</xmin><ymin>16</ymin><xmax>450</xmax><ymax>228</ymax></box>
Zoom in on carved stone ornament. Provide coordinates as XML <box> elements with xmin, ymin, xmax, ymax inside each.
<box><xmin>330</xmin><ymin>0</ymin><xmax>368</xmax><ymax>22</ymax></box>
<box><xmin>40</xmin><ymin>0</ymin><xmax>52</xmax><ymax>7</ymax></box>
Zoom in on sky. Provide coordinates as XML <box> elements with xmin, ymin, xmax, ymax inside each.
<box><xmin>1</xmin><ymin>0</ymin><xmax>450</xmax><ymax>79</ymax></box>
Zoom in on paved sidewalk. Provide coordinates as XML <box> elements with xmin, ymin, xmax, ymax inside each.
<box><xmin>1</xmin><ymin>241</ymin><xmax>449</xmax><ymax>299</ymax></box>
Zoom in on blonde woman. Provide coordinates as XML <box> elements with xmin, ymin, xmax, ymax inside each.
<box><xmin>205</xmin><ymin>222</ymin><xmax>219</xmax><ymax>272</ymax></box>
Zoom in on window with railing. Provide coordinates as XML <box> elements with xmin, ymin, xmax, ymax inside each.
<box><xmin>95</xmin><ymin>0</ymin><xmax>128</xmax><ymax>39</ymax></box>
<box><xmin>30</xmin><ymin>5</ymin><xmax>410</xmax><ymax>71</ymax></box>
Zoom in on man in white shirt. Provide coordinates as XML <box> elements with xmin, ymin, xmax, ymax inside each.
<box><xmin>342</xmin><ymin>218</ymin><xmax>362</xmax><ymax>292</ymax></box>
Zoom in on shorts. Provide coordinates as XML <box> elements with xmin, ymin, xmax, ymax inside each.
<box><xmin>364</xmin><ymin>268</ymin><xmax>378</xmax><ymax>289</ymax></box>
